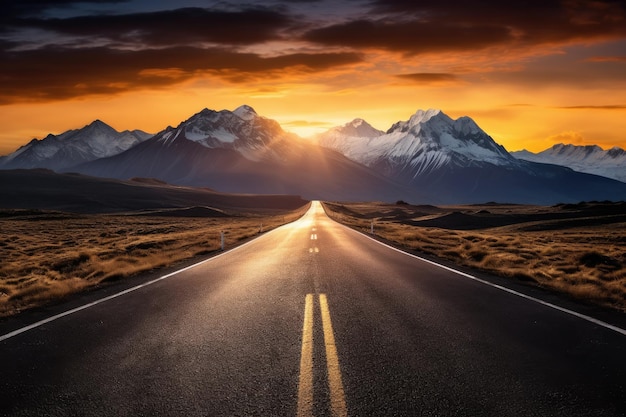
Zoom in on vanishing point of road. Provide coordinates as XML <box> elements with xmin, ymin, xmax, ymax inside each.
<box><xmin>1</xmin><ymin>201</ymin><xmax>625</xmax><ymax>416</ymax></box>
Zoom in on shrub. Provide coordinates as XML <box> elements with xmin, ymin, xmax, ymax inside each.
<box><xmin>580</xmin><ymin>252</ymin><xmax>621</xmax><ymax>271</ymax></box>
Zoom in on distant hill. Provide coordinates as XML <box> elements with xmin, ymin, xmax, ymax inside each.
<box><xmin>0</xmin><ymin>169</ymin><xmax>308</xmax><ymax>214</ymax></box>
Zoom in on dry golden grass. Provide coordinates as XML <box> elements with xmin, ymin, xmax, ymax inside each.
<box><xmin>0</xmin><ymin>205</ymin><xmax>309</xmax><ymax>316</ymax></box>
<box><xmin>323</xmin><ymin>202</ymin><xmax>626</xmax><ymax>312</ymax></box>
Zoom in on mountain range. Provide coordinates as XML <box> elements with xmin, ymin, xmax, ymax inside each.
<box><xmin>512</xmin><ymin>144</ymin><xmax>626</xmax><ymax>183</ymax></box>
<box><xmin>1</xmin><ymin>106</ymin><xmax>625</xmax><ymax>205</ymax></box>
<box><xmin>68</xmin><ymin>105</ymin><xmax>417</xmax><ymax>202</ymax></box>
<box><xmin>315</xmin><ymin>111</ymin><xmax>626</xmax><ymax>204</ymax></box>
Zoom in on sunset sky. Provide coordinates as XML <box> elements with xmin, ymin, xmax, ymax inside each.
<box><xmin>1</xmin><ymin>0</ymin><xmax>625</xmax><ymax>155</ymax></box>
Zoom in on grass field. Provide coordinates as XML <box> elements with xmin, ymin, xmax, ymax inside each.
<box><xmin>323</xmin><ymin>201</ymin><xmax>626</xmax><ymax>312</ymax></box>
<box><xmin>0</xmin><ymin>204</ymin><xmax>309</xmax><ymax>316</ymax></box>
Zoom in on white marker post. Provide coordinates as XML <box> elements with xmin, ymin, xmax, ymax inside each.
<box><xmin>220</xmin><ymin>231</ymin><xmax>225</xmax><ymax>251</ymax></box>
<box><xmin>370</xmin><ymin>220</ymin><xmax>374</xmax><ymax>235</ymax></box>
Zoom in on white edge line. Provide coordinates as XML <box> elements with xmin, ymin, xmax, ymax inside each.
<box><xmin>0</xmin><ymin>224</ymin><xmax>281</xmax><ymax>343</ymax></box>
<box><xmin>328</xmin><ymin>213</ymin><xmax>626</xmax><ymax>337</ymax></box>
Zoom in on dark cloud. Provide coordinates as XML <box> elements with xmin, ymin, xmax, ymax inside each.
<box><xmin>304</xmin><ymin>0</ymin><xmax>626</xmax><ymax>54</ymax></box>
<box><xmin>368</xmin><ymin>0</ymin><xmax>563</xmax><ymax>19</ymax></box>
<box><xmin>587</xmin><ymin>56</ymin><xmax>626</xmax><ymax>62</ymax></box>
<box><xmin>1</xmin><ymin>0</ymin><xmax>625</xmax><ymax>106</ymax></box>
<box><xmin>0</xmin><ymin>46</ymin><xmax>361</xmax><ymax>104</ymax></box>
<box><xmin>1</xmin><ymin>0</ymin><xmax>128</xmax><ymax>20</ymax></box>
<box><xmin>9</xmin><ymin>7</ymin><xmax>294</xmax><ymax>46</ymax></box>
<box><xmin>0</xmin><ymin>2</ymin><xmax>364</xmax><ymax>104</ymax></box>
<box><xmin>369</xmin><ymin>0</ymin><xmax>625</xmax><ymax>28</ymax></box>
<box><xmin>304</xmin><ymin>19</ymin><xmax>510</xmax><ymax>54</ymax></box>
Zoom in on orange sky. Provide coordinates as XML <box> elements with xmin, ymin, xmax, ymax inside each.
<box><xmin>1</xmin><ymin>0</ymin><xmax>625</xmax><ymax>155</ymax></box>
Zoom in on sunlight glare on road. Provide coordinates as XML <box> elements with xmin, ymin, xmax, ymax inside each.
<box><xmin>289</xmin><ymin>201</ymin><xmax>320</xmax><ymax>230</ymax></box>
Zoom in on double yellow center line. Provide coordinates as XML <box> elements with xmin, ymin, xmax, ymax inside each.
<box><xmin>298</xmin><ymin>294</ymin><xmax>315</xmax><ymax>416</ymax></box>
<box><xmin>297</xmin><ymin>293</ymin><xmax>347</xmax><ymax>417</ymax></box>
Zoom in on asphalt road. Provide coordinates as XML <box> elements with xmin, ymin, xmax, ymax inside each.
<box><xmin>1</xmin><ymin>201</ymin><xmax>625</xmax><ymax>416</ymax></box>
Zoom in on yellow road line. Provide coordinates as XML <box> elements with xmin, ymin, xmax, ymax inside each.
<box><xmin>319</xmin><ymin>294</ymin><xmax>348</xmax><ymax>417</ymax></box>
<box><xmin>297</xmin><ymin>294</ymin><xmax>314</xmax><ymax>417</ymax></box>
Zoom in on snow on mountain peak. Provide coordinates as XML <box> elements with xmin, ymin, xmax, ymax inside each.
<box><xmin>334</xmin><ymin>118</ymin><xmax>384</xmax><ymax>138</ymax></box>
<box><xmin>318</xmin><ymin>108</ymin><xmax>518</xmax><ymax>178</ymax></box>
<box><xmin>153</xmin><ymin>105</ymin><xmax>297</xmax><ymax>162</ymax></box>
<box><xmin>387</xmin><ymin>109</ymin><xmax>452</xmax><ymax>134</ymax></box>
<box><xmin>351</xmin><ymin>118</ymin><xmax>365</xmax><ymax>127</ymax></box>
<box><xmin>233</xmin><ymin>105</ymin><xmax>258</xmax><ymax>121</ymax></box>
<box><xmin>408</xmin><ymin>109</ymin><xmax>445</xmax><ymax>126</ymax></box>
<box><xmin>552</xmin><ymin>143</ymin><xmax>598</xmax><ymax>152</ymax></box>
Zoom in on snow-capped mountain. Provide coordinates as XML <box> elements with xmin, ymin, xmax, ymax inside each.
<box><xmin>317</xmin><ymin>109</ymin><xmax>626</xmax><ymax>204</ymax></box>
<box><xmin>315</xmin><ymin>118</ymin><xmax>384</xmax><ymax>164</ymax></box>
<box><xmin>317</xmin><ymin>109</ymin><xmax>519</xmax><ymax>180</ymax></box>
<box><xmin>512</xmin><ymin>144</ymin><xmax>626</xmax><ymax>183</ymax></box>
<box><xmin>154</xmin><ymin>105</ymin><xmax>297</xmax><ymax>162</ymax></box>
<box><xmin>74</xmin><ymin>106</ymin><xmax>418</xmax><ymax>202</ymax></box>
<box><xmin>321</xmin><ymin>118</ymin><xmax>385</xmax><ymax>142</ymax></box>
<box><xmin>0</xmin><ymin>120</ymin><xmax>151</xmax><ymax>171</ymax></box>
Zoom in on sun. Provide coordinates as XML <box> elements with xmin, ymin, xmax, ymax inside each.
<box><xmin>277</xmin><ymin>119</ymin><xmax>335</xmax><ymax>139</ymax></box>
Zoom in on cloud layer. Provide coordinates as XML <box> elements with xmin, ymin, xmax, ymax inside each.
<box><xmin>0</xmin><ymin>0</ymin><xmax>625</xmax><ymax>104</ymax></box>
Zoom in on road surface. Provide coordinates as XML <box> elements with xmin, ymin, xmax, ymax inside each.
<box><xmin>1</xmin><ymin>201</ymin><xmax>625</xmax><ymax>416</ymax></box>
